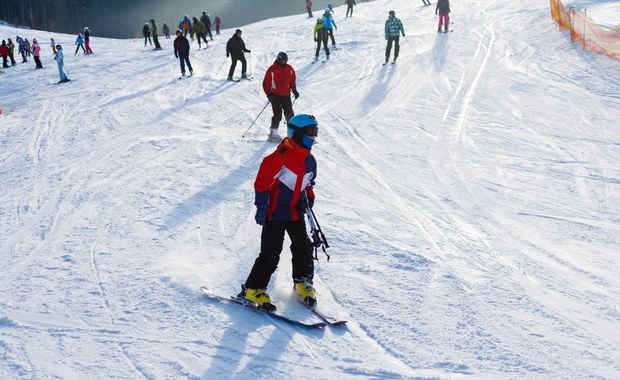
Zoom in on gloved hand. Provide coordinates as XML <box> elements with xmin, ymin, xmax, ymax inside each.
<box><xmin>267</xmin><ymin>93</ymin><xmax>275</xmax><ymax>102</ymax></box>
<box><xmin>247</xmin><ymin>49</ymin><xmax>251</xmax><ymax>53</ymax></box>
<box><xmin>402</xmin><ymin>32</ymin><xmax>405</xmax><ymax>37</ymax></box>
<box><xmin>226</xmin><ymin>52</ymin><xmax>230</xmax><ymax>57</ymax></box>
<box><xmin>175</xmin><ymin>53</ymin><xmax>178</xmax><ymax>58</ymax></box>
<box><xmin>307</xmin><ymin>197</ymin><xmax>314</xmax><ymax>209</ymax></box>
<box><xmin>292</xmin><ymin>90</ymin><xmax>299</xmax><ymax>99</ymax></box>
<box><xmin>314</xmin><ymin>38</ymin><xmax>317</xmax><ymax>42</ymax></box>
<box><xmin>435</xmin><ymin>10</ymin><xmax>438</xmax><ymax>15</ymax></box>
<box><xmin>385</xmin><ymin>36</ymin><xmax>388</xmax><ymax>40</ymax></box>
<box><xmin>255</xmin><ymin>205</ymin><xmax>267</xmax><ymax>225</ymax></box>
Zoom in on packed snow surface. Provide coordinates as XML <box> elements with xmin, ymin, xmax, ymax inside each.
<box><xmin>1</xmin><ymin>0</ymin><xmax>619</xmax><ymax>378</ymax></box>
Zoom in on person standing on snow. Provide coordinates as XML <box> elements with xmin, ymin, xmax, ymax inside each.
<box><xmin>237</xmin><ymin>114</ymin><xmax>320</xmax><ymax>312</ymax></box>
<box><xmin>192</xmin><ymin>17</ymin><xmax>208</xmax><ymax>49</ymax></box>
<box><xmin>16</xmin><ymin>36</ymin><xmax>28</xmax><ymax>62</ymax></box>
<box><xmin>313</xmin><ymin>17</ymin><xmax>330</xmax><ymax>62</ymax></box>
<box><xmin>150</xmin><ymin>19</ymin><xmax>162</xmax><ymax>50</ymax></box>
<box><xmin>322</xmin><ymin>8</ymin><xmax>337</xmax><ymax>48</ymax></box>
<box><xmin>163</xmin><ymin>23</ymin><xmax>170</xmax><ymax>39</ymax></box>
<box><xmin>214</xmin><ymin>16</ymin><xmax>222</xmax><ymax>35</ymax></box>
<box><xmin>262</xmin><ymin>52</ymin><xmax>299</xmax><ymax>142</ymax></box>
<box><xmin>345</xmin><ymin>0</ymin><xmax>356</xmax><ymax>17</ymax></box>
<box><xmin>55</xmin><ymin>44</ymin><xmax>70</xmax><ymax>83</ymax></box>
<box><xmin>142</xmin><ymin>23</ymin><xmax>152</xmax><ymax>46</ymax></box>
<box><xmin>0</xmin><ymin>40</ymin><xmax>9</xmax><ymax>68</ymax></box>
<box><xmin>200</xmin><ymin>12</ymin><xmax>214</xmax><ymax>41</ymax></box>
<box><xmin>225</xmin><ymin>29</ymin><xmax>251</xmax><ymax>81</ymax></box>
<box><xmin>306</xmin><ymin>0</ymin><xmax>313</xmax><ymax>18</ymax></box>
<box><xmin>31</xmin><ymin>38</ymin><xmax>43</xmax><ymax>68</ymax></box>
<box><xmin>75</xmin><ymin>33</ymin><xmax>86</xmax><ymax>55</ymax></box>
<box><xmin>173</xmin><ymin>29</ymin><xmax>193</xmax><ymax>77</ymax></box>
<box><xmin>436</xmin><ymin>0</ymin><xmax>451</xmax><ymax>32</ymax></box>
<box><xmin>384</xmin><ymin>10</ymin><xmax>405</xmax><ymax>64</ymax></box>
<box><xmin>7</xmin><ymin>38</ymin><xmax>17</xmax><ymax>65</ymax></box>
<box><xmin>84</xmin><ymin>27</ymin><xmax>93</xmax><ymax>54</ymax></box>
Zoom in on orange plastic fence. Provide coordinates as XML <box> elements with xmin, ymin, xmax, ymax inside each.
<box><xmin>550</xmin><ymin>0</ymin><xmax>620</xmax><ymax>60</ymax></box>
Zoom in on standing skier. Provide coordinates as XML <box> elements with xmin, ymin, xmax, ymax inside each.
<box><xmin>225</xmin><ymin>29</ymin><xmax>251</xmax><ymax>81</ymax></box>
<box><xmin>142</xmin><ymin>23</ymin><xmax>152</xmax><ymax>46</ymax></box>
<box><xmin>75</xmin><ymin>33</ymin><xmax>86</xmax><ymax>55</ymax></box>
<box><xmin>384</xmin><ymin>10</ymin><xmax>405</xmax><ymax>64</ymax></box>
<box><xmin>192</xmin><ymin>17</ymin><xmax>208</xmax><ymax>49</ymax></box>
<box><xmin>200</xmin><ymin>12</ymin><xmax>214</xmax><ymax>41</ymax></box>
<box><xmin>262</xmin><ymin>52</ymin><xmax>299</xmax><ymax>142</ymax></box>
<box><xmin>150</xmin><ymin>19</ymin><xmax>162</xmax><ymax>50</ymax></box>
<box><xmin>163</xmin><ymin>23</ymin><xmax>170</xmax><ymax>39</ymax></box>
<box><xmin>436</xmin><ymin>0</ymin><xmax>451</xmax><ymax>32</ymax></box>
<box><xmin>214</xmin><ymin>16</ymin><xmax>222</xmax><ymax>35</ymax></box>
<box><xmin>173</xmin><ymin>29</ymin><xmax>193</xmax><ymax>77</ymax></box>
<box><xmin>238</xmin><ymin>114</ymin><xmax>320</xmax><ymax>312</ymax></box>
<box><xmin>31</xmin><ymin>38</ymin><xmax>43</xmax><ymax>68</ymax></box>
<box><xmin>322</xmin><ymin>9</ymin><xmax>338</xmax><ymax>48</ymax></box>
<box><xmin>7</xmin><ymin>38</ymin><xmax>16</xmax><ymax>65</ymax></box>
<box><xmin>345</xmin><ymin>0</ymin><xmax>356</xmax><ymax>17</ymax></box>
<box><xmin>313</xmin><ymin>17</ymin><xmax>330</xmax><ymax>62</ymax></box>
<box><xmin>306</xmin><ymin>0</ymin><xmax>313</xmax><ymax>18</ymax></box>
<box><xmin>0</xmin><ymin>40</ymin><xmax>9</xmax><ymax>68</ymax></box>
<box><xmin>84</xmin><ymin>27</ymin><xmax>93</xmax><ymax>54</ymax></box>
<box><xmin>55</xmin><ymin>45</ymin><xmax>70</xmax><ymax>83</ymax></box>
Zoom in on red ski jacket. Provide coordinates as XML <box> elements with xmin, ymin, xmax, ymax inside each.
<box><xmin>262</xmin><ymin>62</ymin><xmax>297</xmax><ymax>97</ymax></box>
<box><xmin>254</xmin><ymin>138</ymin><xmax>316</xmax><ymax>221</ymax></box>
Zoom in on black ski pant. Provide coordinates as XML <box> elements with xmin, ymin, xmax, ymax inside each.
<box><xmin>315</xmin><ymin>37</ymin><xmax>330</xmax><ymax>59</ymax></box>
<box><xmin>346</xmin><ymin>5</ymin><xmax>354</xmax><ymax>17</ymax></box>
<box><xmin>178</xmin><ymin>54</ymin><xmax>193</xmax><ymax>74</ymax></box>
<box><xmin>1</xmin><ymin>56</ymin><xmax>8</xmax><ymax>68</ymax></box>
<box><xmin>153</xmin><ymin>35</ymin><xmax>161</xmax><ymax>49</ymax></box>
<box><xmin>270</xmin><ymin>95</ymin><xmax>294</xmax><ymax>130</ymax></box>
<box><xmin>9</xmin><ymin>52</ymin><xmax>16</xmax><ymax>65</ymax></box>
<box><xmin>144</xmin><ymin>35</ymin><xmax>152</xmax><ymax>46</ymax></box>
<box><xmin>385</xmin><ymin>36</ymin><xmax>400</xmax><ymax>60</ymax></box>
<box><xmin>75</xmin><ymin>44</ymin><xmax>85</xmax><ymax>54</ymax></box>
<box><xmin>326</xmin><ymin>28</ymin><xmax>336</xmax><ymax>46</ymax></box>
<box><xmin>34</xmin><ymin>55</ymin><xmax>43</xmax><ymax>68</ymax></box>
<box><xmin>245</xmin><ymin>219</ymin><xmax>315</xmax><ymax>289</ymax></box>
<box><xmin>228</xmin><ymin>54</ymin><xmax>247</xmax><ymax>78</ymax></box>
<box><xmin>196</xmin><ymin>32</ymin><xmax>208</xmax><ymax>48</ymax></box>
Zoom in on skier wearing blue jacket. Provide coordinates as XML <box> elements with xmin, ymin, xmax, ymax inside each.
<box><xmin>55</xmin><ymin>45</ymin><xmax>70</xmax><ymax>83</ymax></box>
<box><xmin>322</xmin><ymin>8</ymin><xmax>337</xmax><ymax>47</ymax></box>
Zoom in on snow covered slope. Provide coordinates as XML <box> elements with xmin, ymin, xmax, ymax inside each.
<box><xmin>1</xmin><ymin>0</ymin><xmax>619</xmax><ymax>378</ymax></box>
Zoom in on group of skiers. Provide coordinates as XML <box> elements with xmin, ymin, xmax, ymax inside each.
<box><xmin>145</xmin><ymin>13</ymin><xmax>222</xmax><ymax>49</ymax></box>
<box><xmin>1</xmin><ymin>27</ymin><xmax>94</xmax><ymax>82</ymax></box>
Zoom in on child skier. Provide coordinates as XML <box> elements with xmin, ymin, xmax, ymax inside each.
<box><xmin>313</xmin><ymin>18</ymin><xmax>330</xmax><ymax>62</ymax></box>
<box><xmin>237</xmin><ymin>114</ymin><xmax>320</xmax><ymax>311</ymax></box>
<box><xmin>75</xmin><ymin>33</ymin><xmax>86</xmax><ymax>55</ymax></box>
<box><xmin>31</xmin><ymin>38</ymin><xmax>43</xmax><ymax>68</ymax></box>
<box><xmin>55</xmin><ymin>45</ymin><xmax>70</xmax><ymax>83</ymax></box>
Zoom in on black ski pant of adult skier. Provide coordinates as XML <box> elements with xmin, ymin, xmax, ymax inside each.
<box><xmin>315</xmin><ymin>37</ymin><xmax>330</xmax><ymax>59</ymax></box>
<box><xmin>1</xmin><ymin>56</ymin><xmax>8</xmax><ymax>68</ymax></box>
<box><xmin>269</xmin><ymin>95</ymin><xmax>294</xmax><ymax>130</ymax></box>
<box><xmin>385</xmin><ymin>36</ymin><xmax>400</xmax><ymax>61</ymax></box>
<box><xmin>34</xmin><ymin>55</ymin><xmax>43</xmax><ymax>68</ymax></box>
<box><xmin>178</xmin><ymin>54</ymin><xmax>193</xmax><ymax>75</ymax></box>
<box><xmin>227</xmin><ymin>53</ymin><xmax>247</xmax><ymax>78</ymax></box>
<box><xmin>326</xmin><ymin>28</ymin><xmax>336</xmax><ymax>46</ymax></box>
<box><xmin>346</xmin><ymin>5</ymin><xmax>354</xmax><ymax>17</ymax></box>
<box><xmin>245</xmin><ymin>219</ymin><xmax>315</xmax><ymax>289</ymax></box>
<box><xmin>153</xmin><ymin>35</ymin><xmax>161</xmax><ymax>49</ymax></box>
<box><xmin>206</xmin><ymin>27</ymin><xmax>213</xmax><ymax>40</ymax></box>
<box><xmin>196</xmin><ymin>32</ymin><xmax>208</xmax><ymax>48</ymax></box>
<box><xmin>144</xmin><ymin>35</ymin><xmax>152</xmax><ymax>46</ymax></box>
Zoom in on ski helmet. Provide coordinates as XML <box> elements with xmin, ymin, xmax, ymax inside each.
<box><xmin>277</xmin><ymin>51</ymin><xmax>288</xmax><ymax>62</ymax></box>
<box><xmin>287</xmin><ymin>114</ymin><xmax>319</xmax><ymax>149</ymax></box>
<box><xmin>317</xmin><ymin>17</ymin><xmax>323</xmax><ymax>23</ymax></box>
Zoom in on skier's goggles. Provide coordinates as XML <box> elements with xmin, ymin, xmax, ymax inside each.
<box><xmin>304</xmin><ymin>125</ymin><xmax>319</xmax><ymax>138</ymax></box>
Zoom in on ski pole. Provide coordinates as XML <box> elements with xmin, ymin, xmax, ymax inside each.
<box><xmin>303</xmin><ymin>191</ymin><xmax>330</xmax><ymax>261</ymax></box>
<box><xmin>242</xmin><ymin>100</ymin><xmax>270</xmax><ymax>138</ymax></box>
<box><xmin>215</xmin><ymin>56</ymin><xmax>228</xmax><ymax>75</ymax></box>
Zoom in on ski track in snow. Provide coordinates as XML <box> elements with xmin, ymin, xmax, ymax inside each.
<box><xmin>1</xmin><ymin>0</ymin><xmax>620</xmax><ymax>378</ymax></box>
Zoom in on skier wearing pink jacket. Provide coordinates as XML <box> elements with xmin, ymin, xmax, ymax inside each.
<box><xmin>31</xmin><ymin>38</ymin><xmax>43</xmax><ymax>68</ymax></box>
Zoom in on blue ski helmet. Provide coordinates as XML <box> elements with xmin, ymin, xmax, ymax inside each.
<box><xmin>287</xmin><ymin>114</ymin><xmax>319</xmax><ymax>148</ymax></box>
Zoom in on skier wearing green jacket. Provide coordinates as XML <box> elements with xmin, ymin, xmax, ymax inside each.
<box><xmin>384</xmin><ymin>10</ymin><xmax>405</xmax><ymax>64</ymax></box>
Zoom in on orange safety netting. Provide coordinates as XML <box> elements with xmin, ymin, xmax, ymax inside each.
<box><xmin>550</xmin><ymin>0</ymin><xmax>620</xmax><ymax>60</ymax></box>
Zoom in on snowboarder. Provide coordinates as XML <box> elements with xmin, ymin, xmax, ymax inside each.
<box><xmin>31</xmin><ymin>38</ymin><xmax>43</xmax><ymax>68</ymax></box>
<box><xmin>55</xmin><ymin>45</ymin><xmax>70</xmax><ymax>83</ymax></box>
<box><xmin>214</xmin><ymin>16</ymin><xmax>222</xmax><ymax>35</ymax></box>
<box><xmin>142</xmin><ymin>23</ymin><xmax>152</xmax><ymax>46</ymax></box>
<box><xmin>200</xmin><ymin>12</ymin><xmax>214</xmax><ymax>40</ymax></box>
<box><xmin>150</xmin><ymin>19</ymin><xmax>162</xmax><ymax>50</ymax></box>
<box><xmin>322</xmin><ymin>8</ymin><xmax>338</xmax><ymax>48</ymax></box>
<box><xmin>306</xmin><ymin>0</ymin><xmax>313</xmax><ymax>18</ymax></box>
<box><xmin>75</xmin><ymin>33</ymin><xmax>86</xmax><ymax>55</ymax></box>
<box><xmin>237</xmin><ymin>113</ymin><xmax>320</xmax><ymax>312</ymax></box>
<box><xmin>173</xmin><ymin>29</ymin><xmax>193</xmax><ymax>77</ymax></box>
<box><xmin>84</xmin><ymin>27</ymin><xmax>93</xmax><ymax>54</ymax></box>
<box><xmin>262</xmin><ymin>52</ymin><xmax>299</xmax><ymax>142</ymax></box>
<box><xmin>384</xmin><ymin>10</ymin><xmax>405</xmax><ymax>64</ymax></box>
<box><xmin>163</xmin><ymin>23</ymin><xmax>170</xmax><ymax>39</ymax></box>
<box><xmin>345</xmin><ymin>0</ymin><xmax>356</xmax><ymax>17</ymax></box>
<box><xmin>225</xmin><ymin>29</ymin><xmax>251</xmax><ymax>81</ymax></box>
<box><xmin>313</xmin><ymin>17</ymin><xmax>330</xmax><ymax>62</ymax></box>
<box><xmin>0</xmin><ymin>40</ymin><xmax>9</xmax><ymax>68</ymax></box>
<box><xmin>436</xmin><ymin>0</ymin><xmax>451</xmax><ymax>32</ymax></box>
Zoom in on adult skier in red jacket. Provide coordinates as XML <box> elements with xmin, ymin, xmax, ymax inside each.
<box><xmin>262</xmin><ymin>51</ymin><xmax>299</xmax><ymax>142</ymax></box>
